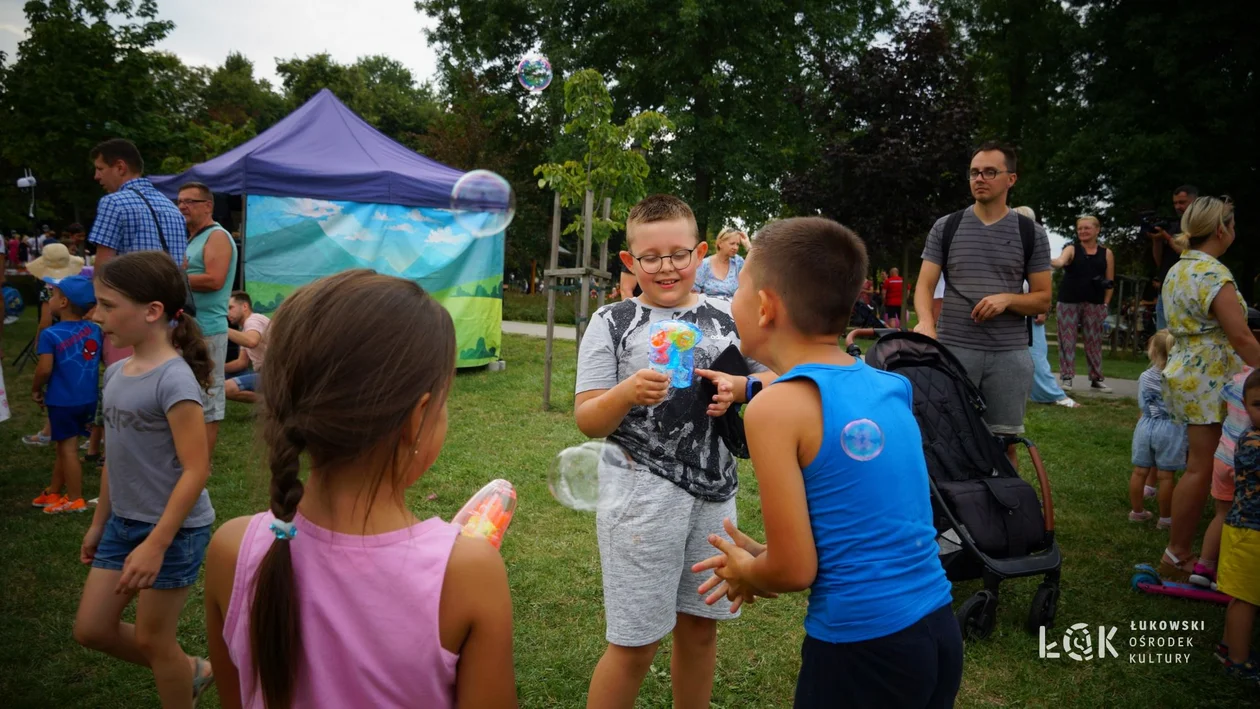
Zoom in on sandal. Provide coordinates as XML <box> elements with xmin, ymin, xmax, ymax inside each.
<box><xmin>191</xmin><ymin>656</ymin><xmax>215</xmax><ymax>707</ymax></box>
<box><xmin>1157</xmin><ymin>548</ymin><xmax>1196</xmax><ymax>583</ymax></box>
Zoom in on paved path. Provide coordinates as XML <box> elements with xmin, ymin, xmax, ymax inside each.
<box><xmin>501</xmin><ymin>321</ymin><xmax>1140</xmax><ymax>397</ymax></box>
<box><xmin>503</xmin><ymin>320</ymin><xmax>574</xmax><ymax>340</ymax></box>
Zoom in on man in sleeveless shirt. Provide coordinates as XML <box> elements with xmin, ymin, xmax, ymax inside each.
<box><xmin>179</xmin><ymin>182</ymin><xmax>237</xmax><ymax>457</ymax></box>
<box><xmin>913</xmin><ymin>142</ymin><xmax>1052</xmax><ymax>469</ymax></box>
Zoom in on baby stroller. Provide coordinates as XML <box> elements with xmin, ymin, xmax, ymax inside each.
<box><xmin>862</xmin><ymin>332</ymin><xmax>1062</xmax><ymax>640</ymax></box>
<box><xmin>850</xmin><ymin>300</ymin><xmax>885</xmax><ymax>329</ymax></box>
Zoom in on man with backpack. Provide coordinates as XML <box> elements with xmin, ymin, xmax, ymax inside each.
<box><xmin>913</xmin><ymin>142</ymin><xmax>1052</xmax><ymax>468</ymax></box>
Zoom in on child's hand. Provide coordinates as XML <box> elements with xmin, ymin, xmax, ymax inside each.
<box><xmin>692</xmin><ymin>519</ymin><xmax>776</xmax><ymax>612</ymax></box>
<box><xmin>116</xmin><ymin>538</ymin><xmax>167</xmax><ymax>594</ymax></box>
<box><xmin>694</xmin><ymin>369</ymin><xmax>736</xmax><ymax>417</ymax></box>
<box><xmin>81</xmin><ymin>525</ymin><xmax>105</xmax><ymax>565</ymax></box>
<box><xmin>621</xmin><ymin>368</ymin><xmax>670</xmax><ymax>407</ymax></box>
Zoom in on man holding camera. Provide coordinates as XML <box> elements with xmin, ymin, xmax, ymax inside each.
<box><xmin>1051</xmin><ymin>216</ymin><xmax>1114</xmax><ymax>392</ymax></box>
<box><xmin>1147</xmin><ymin>185</ymin><xmax>1197</xmax><ymax>330</ymax></box>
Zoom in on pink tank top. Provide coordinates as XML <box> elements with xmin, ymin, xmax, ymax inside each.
<box><xmin>224</xmin><ymin>512</ymin><xmax>461</xmax><ymax>708</ymax></box>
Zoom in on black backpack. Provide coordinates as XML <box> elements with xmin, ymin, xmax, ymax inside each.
<box><xmin>939</xmin><ymin>209</ymin><xmax>1038</xmax><ymax>346</ymax></box>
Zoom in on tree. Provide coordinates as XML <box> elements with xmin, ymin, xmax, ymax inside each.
<box><xmin>783</xmin><ymin>13</ymin><xmax>980</xmax><ymax>271</ymax></box>
<box><xmin>0</xmin><ymin>0</ymin><xmax>196</xmax><ymax>222</ymax></box>
<box><xmin>202</xmin><ymin>52</ymin><xmax>285</xmax><ymax>131</ymax></box>
<box><xmin>417</xmin><ymin>0</ymin><xmax>896</xmax><ymax>237</ymax></box>
<box><xmin>534</xmin><ymin>70</ymin><xmax>672</xmax><ymax>244</ymax></box>
<box><xmin>942</xmin><ymin>0</ymin><xmax>1258</xmax><ymax>298</ymax></box>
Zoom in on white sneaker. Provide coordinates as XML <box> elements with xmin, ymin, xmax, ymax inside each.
<box><xmin>1091</xmin><ymin>381</ymin><xmax>1113</xmax><ymax>393</ymax></box>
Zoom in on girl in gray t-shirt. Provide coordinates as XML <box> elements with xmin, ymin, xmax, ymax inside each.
<box><xmin>72</xmin><ymin>251</ymin><xmax>217</xmax><ymax>703</ymax></box>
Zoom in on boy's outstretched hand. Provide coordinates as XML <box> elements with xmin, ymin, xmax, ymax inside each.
<box><xmin>694</xmin><ymin>369</ymin><xmax>736</xmax><ymax>417</ymax></box>
<box><xmin>692</xmin><ymin>518</ymin><xmax>776</xmax><ymax>612</ymax></box>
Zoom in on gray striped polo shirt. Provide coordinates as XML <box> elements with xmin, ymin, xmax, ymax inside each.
<box><xmin>921</xmin><ymin>206</ymin><xmax>1051</xmax><ymax>351</ymax></box>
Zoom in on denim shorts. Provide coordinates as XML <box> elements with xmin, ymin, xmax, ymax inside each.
<box><xmin>1131</xmin><ymin>417</ymin><xmax>1188</xmax><ymax>471</ymax></box>
<box><xmin>230</xmin><ymin>371</ymin><xmax>259</xmax><ymax>392</ymax></box>
<box><xmin>91</xmin><ymin>515</ymin><xmax>212</xmax><ymax>590</ymax></box>
<box><xmin>48</xmin><ymin>402</ymin><xmax>96</xmax><ymax>441</ymax></box>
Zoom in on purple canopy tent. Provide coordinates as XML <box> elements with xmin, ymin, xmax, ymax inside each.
<box><xmin>150</xmin><ymin>89</ymin><xmax>464</xmax><ymax>205</ymax></box>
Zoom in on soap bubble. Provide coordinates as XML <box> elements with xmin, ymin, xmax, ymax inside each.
<box><xmin>516</xmin><ymin>53</ymin><xmax>553</xmax><ymax>92</ymax></box>
<box><xmin>548</xmin><ymin>440</ymin><xmax>636</xmax><ymax>513</ymax></box>
<box><xmin>451</xmin><ymin>170</ymin><xmax>516</xmax><ymax>237</ymax></box>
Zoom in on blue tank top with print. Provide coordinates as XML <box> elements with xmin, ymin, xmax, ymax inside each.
<box><xmin>777</xmin><ymin>361</ymin><xmax>953</xmax><ymax>643</ymax></box>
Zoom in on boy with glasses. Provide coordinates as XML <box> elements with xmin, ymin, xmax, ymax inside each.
<box><xmin>575</xmin><ymin>194</ymin><xmax>775</xmax><ymax>708</ymax></box>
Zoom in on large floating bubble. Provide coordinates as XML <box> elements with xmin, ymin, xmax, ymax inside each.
<box><xmin>548</xmin><ymin>440</ymin><xmax>636</xmax><ymax>513</ymax></box>
<box><xmin>516</xmin><ymin>53</ymin><xmax>553</xmax><ymax>92</ymax></box>
<box><xmin>450</xmin><ymin>169</ymin><xmax>516</xmax><ymax>237</ymax></box>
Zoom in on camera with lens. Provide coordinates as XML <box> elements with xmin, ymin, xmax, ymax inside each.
<box><xmin>1092</xmin><ymin>275</ymin><xmax>1114</xmax><ymax>290</ymax></box>
<box><xmin>1138</xmin><ymin>210</ymin><xmax>1178</xmax><ymax>236</ymax></box>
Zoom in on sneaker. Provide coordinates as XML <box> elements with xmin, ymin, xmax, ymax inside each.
<box><xmin>1061</xmin><ymin>378</ymin><xmax>1074</xmax><ymax>390</ymax></box>
<box><xmin>44</xmin><ymin>497</ymin><xmax>88</xmax><ymax>514</ymax></box>
<box><xmin>31</xmin><ymin>489</ymin><xmax>62</xmax><ymax>507</ymax></box>
<box><xmin>1157</xmin><ymin>517</ymin><xmax>1172</xmax><ymax>530</ymax></box>
<box><xmin>1190</xmin><ymin>563</ymin><xmax>1218</xmax><ymax>588</ymax></box>
<box><xmin>1091</xmin><ymin>381</ymin><xmax>1113</xmax><ymax>393</ymax></box>
<box><xmin>22</xmin><ymin>433</ymin><xmax>50</xmax><ymax>446</ymax></box>
<box><xmin>1223</xmin><ymin>655</ymin><xmax>1260</xmax><ymax>686</ymax></box>
<box><xmin>1129</xmin><ymin>510</ymin><xmax>1153</xmax><ymax>522</ymax></box>
<box><xmin>1143</xmin><ymin>485</ymin><xmax>1157</xmax><ymax>499</ymax></box>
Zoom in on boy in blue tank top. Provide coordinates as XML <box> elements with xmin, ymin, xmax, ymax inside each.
<box><xmin>693</xmin><ymin>217</ymin><xmax>962</xmax><ymax>708</ymax></box>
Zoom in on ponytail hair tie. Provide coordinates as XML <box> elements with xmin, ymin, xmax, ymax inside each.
<box><xmin>269</xmin><ymin>519</ymin><xmax>299</xmax><ymax>541</ymax></box>
<box><xmin>169</xmin><ymin>308</ymin><xmax>184</xmax><ymax>329</ymax></box>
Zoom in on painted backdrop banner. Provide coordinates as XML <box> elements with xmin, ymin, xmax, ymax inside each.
<box><xmin>244</xmin><ymin>195</ymin><xmax>503</xmax><ymax>367</ymax></box>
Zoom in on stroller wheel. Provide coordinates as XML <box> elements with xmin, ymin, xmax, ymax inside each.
<box><xmin>957</xmin><ymin>590</ymin><xmax>998</xmax><ymax>640</ymax></box>
<box><xmin>1025</xmin><ymin>583</ymin><xmax>1060</xmax><ymax>634</ymax></box>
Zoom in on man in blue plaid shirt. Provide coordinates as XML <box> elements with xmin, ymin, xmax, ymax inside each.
<box><xmin>88</xmin><ymin>139</ymin><xmax>186</xmax><ymax>271</ymax></box>
<box><xmin>88</xmin><ymin>139</ymin><xmax>187</xmax><ymax>367</ymax></box>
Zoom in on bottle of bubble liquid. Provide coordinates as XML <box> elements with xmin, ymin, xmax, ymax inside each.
<box><xmin>451</xmin><ymin>479</ymin><xmax>517</xmax><ymax>549</ymax></box>
<box><xmin>648</xmin><ymin>320</ymin><xmax>703</xmax><ymax>388</ymax></box>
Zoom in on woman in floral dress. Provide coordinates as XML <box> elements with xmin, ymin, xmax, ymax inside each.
<box><xmin>1159</xmin><ymin>196</ymin><xmax>1260</xmax><ymax>580</ymax></box>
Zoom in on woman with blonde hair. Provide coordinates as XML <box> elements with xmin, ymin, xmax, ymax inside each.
<box><xmin>692</xmin><ymin>227</ymin><xmax>750</xmax><ymax>298</ymax></box>
<box><xmin>1157</xmin><ymin>196</ymin><xmax>1260</xmax><ymax>581</ymax></box>
<box><xmin>1050</xmin><ymin>216</ymin><xmax>1115</xmax><ymax>392</ymax></box>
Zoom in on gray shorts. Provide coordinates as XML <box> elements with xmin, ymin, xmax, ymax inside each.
<box><xmin>596</xmin><ymin>465</ymin><xmax>740</xmax><ymax>647</ymax></box>
<box><xmin>203</xmin><ymin>332</ymin><xmax>228</xmax><ymax>423</ymax></box>
<box><xmin>949</xmin><ymin>346</ymin><xmax>1033</xmax><ymax>436</ymax></box>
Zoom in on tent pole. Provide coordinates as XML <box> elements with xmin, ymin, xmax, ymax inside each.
<box><xmin>239</xmin><ymin>193</ymin><xmax>248</xmax><ymax>291</ymax></box>
<box><xmin>543</xmin><ymin>192</ymin><xmax>562</xmax><ymax>410</ymax></box>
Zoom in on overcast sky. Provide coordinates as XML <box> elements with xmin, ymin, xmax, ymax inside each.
<box><xmin>0</xmin><ymin>0</ymin><xmax>441</xmax><ymax>88</ymax></box>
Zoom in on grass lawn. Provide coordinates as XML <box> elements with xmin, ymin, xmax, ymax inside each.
<box><xmin>1</xmin><ymin>310</ymin><xmax>1253</xmax><ymax>708</ymax></box>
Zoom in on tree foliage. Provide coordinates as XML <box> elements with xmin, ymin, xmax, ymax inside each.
<box><xmin>534</xmin><ymin>70</ymin><xmax>672</xmax><ymax>244</ymax></box>
<box><xmin>417</xmin><ymin>0</ymin><xmax>896</xmax><ymax>237</ymax></box>
<box><xmin>784</xmin><ymin>13</ymin><xmax>979</xmax><ymax>269</ymax></box>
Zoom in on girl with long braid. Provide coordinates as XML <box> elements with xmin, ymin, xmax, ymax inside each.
<box><xmin>203</xmin><ymin>270</ymin><xmax>517</xmax><ymax>709</ymax></box>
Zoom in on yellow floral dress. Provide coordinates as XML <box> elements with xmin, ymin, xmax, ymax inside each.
<box><xmin>1161</xmin><ymin>249</ymin><xmax>1248</xmax><ymax>424</ymax></box>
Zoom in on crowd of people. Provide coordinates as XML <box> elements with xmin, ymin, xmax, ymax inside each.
<box><xmin>2</xmin><ymin>133</ymin><xmax>1259</xmax><ymax>709</ymax></box>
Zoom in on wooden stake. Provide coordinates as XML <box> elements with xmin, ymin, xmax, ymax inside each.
<box><xmin>543</xmin><ymin>192</ymin><xmax>561</xmax><ymax>410</ymax></box>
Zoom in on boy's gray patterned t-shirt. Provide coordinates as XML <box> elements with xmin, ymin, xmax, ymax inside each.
<box><xmin>103</xmin><ymin>357</ymin><xmax>215</xmax><ymax>527</ymax></box>
<box><xmin>576</xmin><ymin>295</ymin><xmax>768</xmax><ymax>501</ymax></box>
